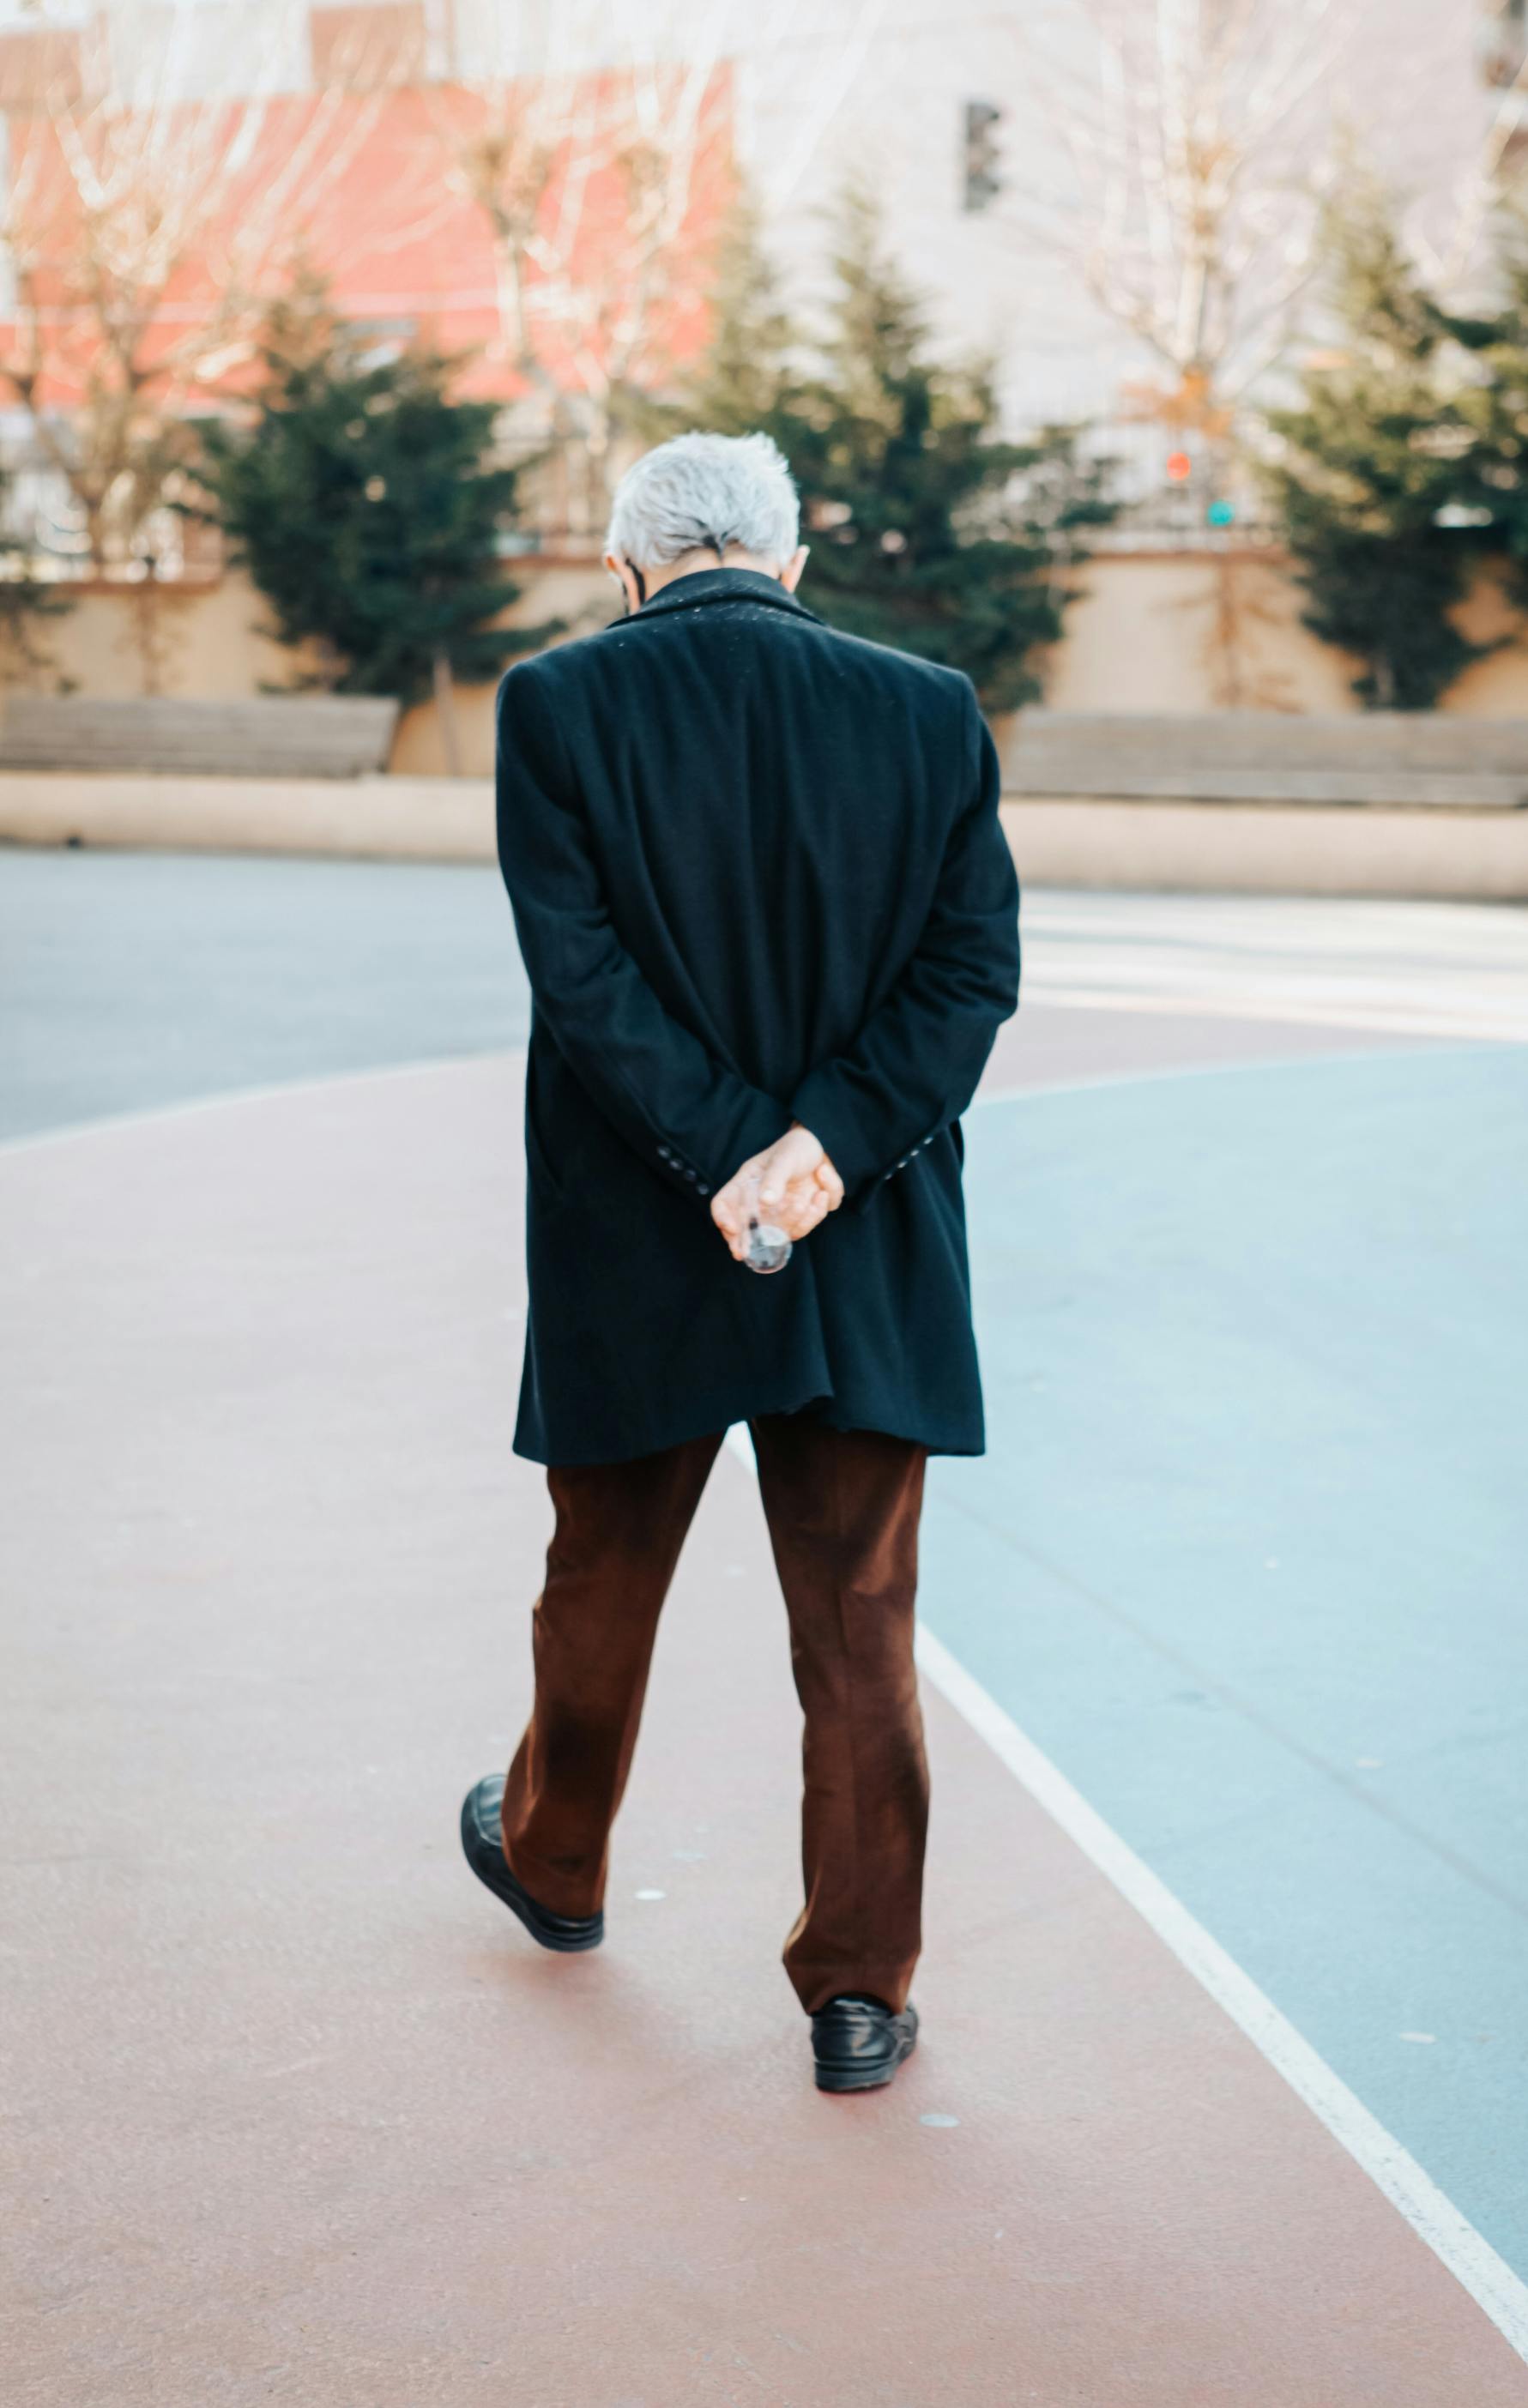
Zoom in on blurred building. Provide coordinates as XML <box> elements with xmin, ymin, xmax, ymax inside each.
<box><xmin>0</xmin><ymin>0</ymin><xmax>1510</xmax><ymax>568</ymax></box>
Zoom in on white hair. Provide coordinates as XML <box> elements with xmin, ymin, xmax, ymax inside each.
<box><xmin>606</xmin><ymin>431</ymin><xmax>800</xmax><ymax>571</ymax></box>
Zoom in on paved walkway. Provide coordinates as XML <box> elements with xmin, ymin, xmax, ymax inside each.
<box><xmin>3</xmin><ymin>856</ymin><xmax>1526</xmax><ymax>2401</ymax></box>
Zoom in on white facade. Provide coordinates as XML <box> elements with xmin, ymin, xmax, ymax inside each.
<box><xmin>728</xmin><ymin>0</ymin><xmax>1501</xmax><ymax>423</ymax></box>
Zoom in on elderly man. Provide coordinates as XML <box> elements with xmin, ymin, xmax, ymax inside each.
<box><xmin>461</xmin><ymin>432</ymin><xmax>1020</xmax><ymax>2093</ymax></box>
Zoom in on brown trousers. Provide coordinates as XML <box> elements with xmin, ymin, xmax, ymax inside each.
<box><xmin>501</xmin><ymin>1415</ymin><xmax>929</xmax><ymax>2014</ymax></box>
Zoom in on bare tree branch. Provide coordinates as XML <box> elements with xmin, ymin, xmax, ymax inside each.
<box><xmin>0</xmin><ymin>0</ymin><xmax>384</xmax><ymax>584</ymax></box>
<box><xmin>430</xmin><ymin>2</ymin><xmax>830</xmax><ymax>538</ymax></box>
<box><xmin>1004</xmin><ymin>0</ymin><xmax>1352</xmax><ymax>411</ymax></box>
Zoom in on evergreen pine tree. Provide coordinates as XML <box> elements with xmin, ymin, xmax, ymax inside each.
<box><xmin>1440</xmin><ymin>204</ymin><xmax>1528</xmax><ymax>608</ymax></box>
<box><xmin>196</xmin><ymin>288</ymin><xmax>556</xmax><ymax>706</ymax></box>
<box><xmin>1265</xmin><ymin>182</ymin><xmax>1491</xmax><ymax>710</ymax></box>
<box><xmin>662</xmin><ymin>201</ymin><xmax>800</xmax><ymax>439</ymax></box>
<box><xmin>679</xmin><ymin>195</ymin><xmax>1114</xmax><ymax>709</ymax></box>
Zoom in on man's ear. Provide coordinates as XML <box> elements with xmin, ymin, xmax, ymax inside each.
<box><xmin>779</xmin><ymin>546</ymin><xmax>809</xmax><ymax>593</ymax></box>
<box><xmin>604</xmin><ymin>552</ymin><xmax>644</xmax><ymax>614</ymax></box>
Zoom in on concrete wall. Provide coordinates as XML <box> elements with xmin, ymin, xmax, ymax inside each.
<box><xmin>38</xmin><ymin>576</ymin><xmax>312</xmax><ymax>707</ymax></box>
<box><xmin>1040</xmin><ymin>554</ymin><xmax>1353</xmax><ymax>718</ymax></box>
<box><xmin>1038</xmin><ymin>553</ymin><xmax>1528</xmax><ymax>721</ymax></box>
<box><xmin>26</xmin><ymin>552</ymin><xmax>1528</xmax><ymax>776</ymax></box>
<box><xmin>390</xmin><ymin>564</ymin><xmax>612</xmax><ymax>774</ymax></box>
<box><xmin>30</xmin><ymin>564</ymin><xmax>613</xmax><ymax>780</ymax></box>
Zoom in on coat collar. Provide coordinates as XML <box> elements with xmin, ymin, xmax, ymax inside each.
<box><xmin>628</xmin><ymin>566</ymin><xmax>821</xmax><ymax>625</ymax></box>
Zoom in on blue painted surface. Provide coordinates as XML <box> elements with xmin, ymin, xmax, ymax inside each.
<box><xmin>0</xmin><ymin>850</ymin><xmax>527</xmax><ymax>1140</ymax></box>
<box><xmin>925</xmin><ymin>1047</ymin><xmax>1528</xmax><ymax>2276</ymax></box>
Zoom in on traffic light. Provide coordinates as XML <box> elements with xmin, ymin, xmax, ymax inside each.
<box><xmin>962</xmin><ymin>100</ymin><xmax>1003</xmax><ymax>214</ymax></box>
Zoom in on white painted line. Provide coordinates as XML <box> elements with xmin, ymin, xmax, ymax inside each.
<box><xmin>913</xmin><ymin>1620</ymin><xmax>1528</xmax><ymax>2366</ymax></box>
<box><xmin>963</xmin><ymin>1043</ymin><xmax>1466</xmax><ymax>1119</ymax></box>
<box><xmin>727</xmin><ymin>1424</ymin><xmax>1528</xmax><ymax>2356</ymax></box>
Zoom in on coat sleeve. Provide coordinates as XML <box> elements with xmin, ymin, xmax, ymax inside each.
<box><xmin>497</xmin><ymin>662</ymin><xmax>788</xmax><ymax>1204</ymax></box>
<box><xmin>788</xmin><ymin>685</ymin><xmax>1020</xmax><ymax>1209</ymax></box>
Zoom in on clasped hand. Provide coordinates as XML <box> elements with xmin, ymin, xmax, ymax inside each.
<box><xmin>710</xmin><ymin>1123</ymin><xmax>843</xmax><ymax>1264</ymax></box>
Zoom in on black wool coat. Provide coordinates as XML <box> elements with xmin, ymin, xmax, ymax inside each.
<box><xmin>495</xmin><ymin>567</ymin><xmax>1021</xmax><ymax>1466</ymax></box>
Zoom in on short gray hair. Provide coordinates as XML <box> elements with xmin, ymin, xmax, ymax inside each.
<box><xmin>606</xmin><ymin>431</ymin><xmax>800</xmax><ymax>570</ymax></box>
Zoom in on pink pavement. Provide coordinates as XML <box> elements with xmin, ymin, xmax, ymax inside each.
<box><xmin>3</xmin><ymin>1047</ymin><xmax>1521</xmax><ymax>2405</ymax></box>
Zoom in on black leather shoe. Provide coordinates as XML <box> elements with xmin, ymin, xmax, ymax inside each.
<box><xmin>459</xmin><ymin>1775</ymin><xmax>604</xmax><ymax>1952</ymax></box>
<box><xmin>811</xmin><ymin>1995</ymin><xmax>920</xmax><ymax>2093</ymax></box>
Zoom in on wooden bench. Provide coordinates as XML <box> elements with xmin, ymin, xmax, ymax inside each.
<box><xmin>0</xmin><ymin>696</ymin><xmax>400</xmax><ymax>778</ymax></box>
<box><xmin>999</xmin><ymin>712</ymin><xmax>1528</xmax><ymax>811</ymax></box>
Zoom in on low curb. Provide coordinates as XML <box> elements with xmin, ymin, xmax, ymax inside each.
<box><xmin>3</xmin><ymin>770</ymin><xmax>1525</xmax><ymax>896</ymax></box>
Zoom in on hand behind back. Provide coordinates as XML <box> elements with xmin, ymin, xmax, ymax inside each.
<box><xmin>710</xmin><ymin>1123</ymin><xmax>844</xmax><ymax>1263</ymax></box>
